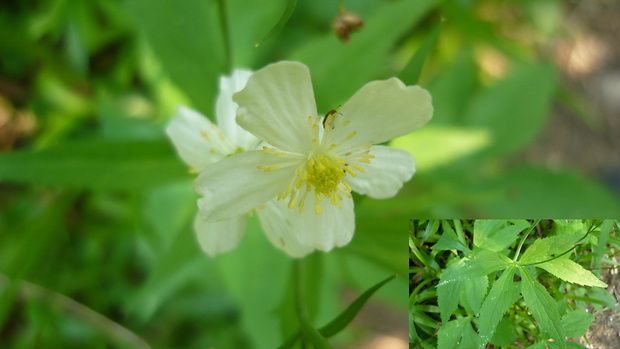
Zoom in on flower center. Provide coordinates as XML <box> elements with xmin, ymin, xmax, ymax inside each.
<box><xmin>278</xmin><ymin>152</ymin><xmax>352</xmax><ymax>215</ymax></box>
<box><xmin>303</xmin><ymin>154</ymin><xmax>346</xmax><ymax>196</ymax></box>
<box><xmin>258</xmin><ymin>114</ymin><xmax>374</xmax><ymax>215</ymax></box>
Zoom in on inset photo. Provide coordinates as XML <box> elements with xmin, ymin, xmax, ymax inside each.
<box><xmin>409</xmin><ymin>220</ymin><xmax>620</xmax><ymax>349</ymax></box>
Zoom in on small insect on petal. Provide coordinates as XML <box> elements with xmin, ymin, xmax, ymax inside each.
<box><xmin>322</xmin><ymin>106</ymin><xmax>342</xmax><ymax>129</ymax></box>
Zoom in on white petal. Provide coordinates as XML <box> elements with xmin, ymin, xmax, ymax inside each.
<box><xmin>234</xmin><ymin>61</ymin><xmax>318</xmax><ymax>153</ymax></box>
<box><xmin>346</xmin><ymin>145</ymin><xmax>415</xmax><ymax>199</ymax></box>
<box><xmin>194</xmin><ymin>213</ymin><xmax>246</xmax><ymax>257</ymax></box>
<box><xmin>325</xmin><ymin>78</ymin><xmax>433</xmax><ymax>151</ymax></box>
<box><xmin>215</xmin><ymin>69</ymin><xmax>260</xmax><ymax>151</ymax></box>
<box><xmin>290</xmin><ymin>194</ymin><xmax>355</xmax><ymax>252</ymax></box>
<box><xmin>165</xmin><ymin>106</ymin><xmax>235</xmax><ymax>171</ymax></box>
<box><xmin>195</xmin><ymin>149</ymin><xmax>301</xmax><ymax>221</ymax></box>
<box><xmin>256</xmin><ymin>200</ymin><xmax>314</xmax><ymax>258</ymax></box>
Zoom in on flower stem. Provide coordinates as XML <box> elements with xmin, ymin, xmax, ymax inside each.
<box><xmin>216</xmin><ymin>0</ymin><xmax>233</xmax><ymax>73</ymax></box>
<box><xmin>293</xmin><ymin>260</ymin><xmax>332</xmax><ymax>348</ymax></box>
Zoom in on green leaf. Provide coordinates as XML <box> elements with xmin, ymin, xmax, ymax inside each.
<box><xmin>433</xmin><ymin>220</ymin><xmax>470</xmax><ymax>253</ymax></box>
<box><xmin>464</xmin><ymin>62</ymin><xmax>556</xmax><ymax>157</ymax></box>
<box><xmin>561</xmin><ymin>309</ymin><xmax>594</xmax><ymax>338</ymax></box>
<box><xmin>477</xmin><ymin>265</ymin><xmax>516</xmax><ymax>349</ymax></box>
<box><xmin>398</xmin><ymin>21</ymin><xmax>441</xmax><ymax>85</ymax></box>
<box><xmin>519</xmin><ymin>234</ymin><xmax>582</xmax><ymax>265</ymax></box>
<box><xmin>426</xmin><ymin>54</ymin><xmax>476</xmax><ymax>124</ymax></box>
<box><xmin>254</xmin><ymin>0</ymin><xmax>296</xmax><ymax>47</ymax></box>
<box><xmin>461</xmin><ymin>276</ymin><xmax>488</xmax><ymax>315</ymax></box>
<box><xmin>459</xmin><ymin>322</ymin><xmax>478</xmax><ymax>349</ymax></box>
<box><xmin>292</xmin><ymin>0</ymin><xmax>441</xmax><ymax>111</ymax></box>
<box><xmin>437</xmin><ymin>317</ymin><xmax>468</xmax><ymax>349</ymax></box>
<box><xmin>126</xmin><ymin>0</ymin><xmax>224</xmax><ymax>114</ymax></box>
<box><xmin>0</xmin><ymin>140</ymin><xmax>188</xmax><ymax>189</ymax></box>
<box><xmin>519</xmin><ymin>266</ymin><xmax>566</xmax><ymax>348</ymax></box>
<box><xmin>278</xmin><ymin>274</ymin><xmax>397</xmax><ymax>348</ymax></box>
<box><xmin>472</xmin><ymin>166</ymin><xmax>620</xmax><ymax>218</ymax></box>
<box><xmin>474</xmin><ymin>220</ymin><xmax>530</xmax><ymax>252</ymax></box>
<box><xmin>438</xmin><ymin>249</ymin><xmax>511</xmax><ymax>323</ymax></box>
<box><xmin>391</xmin><ymin>125</ymin><xmax>491</xmax><ymax>172</ymax></box>
<box><xmin>300</xmin><ymin>317</ymin><xmax>332</xmax><ymax>349</ymax></box>
<box><xmin>318</xmin><ymin>274</ymin><xmax>396</xmax><ymax>337</ymax></box>
<box><xmin>490</xmin><ymin>317</ymin><xmax>519</xmax><ymax>347</ymax></box>
<box><xmin>537</xmin><ymin>258</ymin><xmax>607</xmax><ymax>288</ymax></box>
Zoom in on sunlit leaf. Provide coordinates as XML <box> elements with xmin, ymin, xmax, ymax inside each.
<box><xmin>519</xmin><ymin>235</ymin><xmax>582</xmax><ymax>265</ymax></box>
<box><xmin>537</xmin><ymin>258</ymin><xmax>607</xmax><ymax>288</ymax></box>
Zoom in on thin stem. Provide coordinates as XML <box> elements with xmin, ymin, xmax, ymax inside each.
<box><xmin>293</xmin><ymin>260</ymin><xmax>332</xmax><ymax>348</ymax></box>
<box><xmin>514</xmin><ymin>220</ymin><xmax>540</xmax><ymax>261</ymax></box>
<box><xmin>0</xmin><ymin>273</ymin><xmax>152</xmax><ymax>349</ymax></box>
<box><xmin>216</xmin><ymin>0</ymin><xmax>233</xmax><ymax>73</ymax></box>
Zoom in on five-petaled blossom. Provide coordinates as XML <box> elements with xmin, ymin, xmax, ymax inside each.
<box><xmin>194</xmin><ymin>61</ymin><xmax>433</xmax><ymax>255</ymax></box>
<box><xmin>166</xmin><ymin>69</ymin><xmax>315</xmax><ymax>257</ymax></box>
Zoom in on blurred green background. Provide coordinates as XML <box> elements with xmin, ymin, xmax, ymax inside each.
<box><xmin>1</xmin><ymin>0</ymin><xmax>619</xmax><ymax>347</ymax></box>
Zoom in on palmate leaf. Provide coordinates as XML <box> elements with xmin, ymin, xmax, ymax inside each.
<box><xmin>438</xmin><ymin>249</ymin><xmax>511</xmax><ymax>323</ymax></box>
<box><xmin>519</xmin><ymin>266</ymin><xmax>567</xmax><ymax>349</ymax></box>
<box><xmin>477</xmin><ymin>264</ymin><xmax>516</xmax><ymax>349</ymax></box>
<box><xmin>537</xmin><ymin>258</ymin><xmax>607</xmax><ymax>288</ymax></box>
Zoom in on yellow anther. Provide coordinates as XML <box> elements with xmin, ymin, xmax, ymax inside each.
<box><xmin>343</xmin><ymin>166</ymin><xmax>357</xmax><ymax>177</ymax></box>
<box><xmin>351</xmin><ymin>163</ymin><xmax>365</xmax><ymax>172</ymax></box>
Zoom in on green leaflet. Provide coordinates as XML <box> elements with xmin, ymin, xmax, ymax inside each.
<box><xmin>437</xmin><ymin>317</ymin><xmax>469</xmax><ymax>349</ymax></box>
<box><xmin>561</xmin><ymin>309</ymin><xmax>595</xmax><ymax>338</ymax></box>
<box><xmin>477</xmin><ymin>264</ymin><xmax>516</xmax><ymax>349</ymax></box>
<box><xmin>519</xmin><ymin>266</ymin><xmax>566</xmax><ymax>348</ymax></box>
<box><xmin>474</xmin><ymin>220</ymin><xmax>531</xmax><ymax>252</ymax></box>
<box><xmin>433</xmin><ymin>220</ymin><xmax>470</xmax><ymax>253</ymax></box>
<box><xmin>519</xmin><ymin>234</ymin><xmax>582</xmax><ymax>264</ymax></box>
<box><xmin>438</xmin><ymin>249</ymin><xmax>511</xmax><ymax>323</ymax></box>
<box><xmin>537</xmin><ymin>258</ymin><xmax>607</xmax><ymax>288</ymax></box>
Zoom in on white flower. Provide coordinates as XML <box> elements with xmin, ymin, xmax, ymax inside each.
<box><xmin>194</xmin><ymin>61</ymin><xmax>433</xmax><ymax>254</ymax></box>
<box><xmin>166</xmin><ymin>69</ymin><xmax>314</xmax><ymax>257</ymax></box>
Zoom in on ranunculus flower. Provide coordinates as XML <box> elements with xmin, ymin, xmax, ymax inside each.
<box><xmin>194</xmin><ymin>61</ymin><xmax>433</xmax><ymax>254</ymax></box>
<box><xmin>166</xmin><ymin>69</ymin><xmax>313</xmax><ymax>257</ymax></box>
